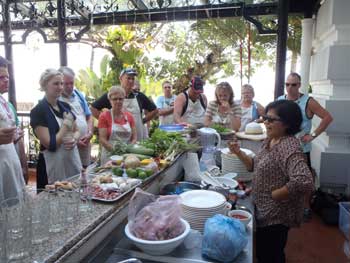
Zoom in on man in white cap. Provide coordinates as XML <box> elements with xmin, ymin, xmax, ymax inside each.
<box><xmin>90</xmin><ymin>68</ymin><xmax>158</xmax><ymax>141</ymax></box>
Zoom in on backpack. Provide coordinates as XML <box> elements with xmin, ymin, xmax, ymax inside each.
<box><xmin>310</xmin><ymin>188</ymin><xmax>348</xmax><ymax>225</ymax></box>
<box><xmin>181</xmin><ymin>91</ymin><xmax>206</xmax><ymax>117</ymax></box>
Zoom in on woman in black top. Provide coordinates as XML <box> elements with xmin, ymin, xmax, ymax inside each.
<box><xmin>30</xmin><ymin>69</ymin><xmax>82</xmax><ymax>189</ymax></box>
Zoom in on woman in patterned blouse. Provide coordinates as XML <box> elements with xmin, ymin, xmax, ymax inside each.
<box><xmin>229</xmin><ymin>100</ymin><xmax>313</xmax><ymax>263</ymax></box>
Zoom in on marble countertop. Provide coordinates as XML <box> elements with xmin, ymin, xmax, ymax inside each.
<box><xmin>33</xmin><ymin>153</ymin><xmax>186</xmax><ymax>263</ymax></box>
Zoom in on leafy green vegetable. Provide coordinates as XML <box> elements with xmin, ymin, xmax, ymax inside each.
<box><xmin>109</xmin><ymin>138</ymin><xmax>128</xmax><ymax>155</ymax></box>
<box><xmin>210</xmin><ymin>124</ymin><xmax>231</xmax><ymax>133</ymax></box>
<box><xmin>140</xmin><ymin>128</ymin><xmax>199</xmax><ymax>158</ymax></box>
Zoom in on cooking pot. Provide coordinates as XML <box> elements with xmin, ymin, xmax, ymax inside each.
<box><xmin>160</xmin><ymin>182</ymin><xmax>202</xmax><ymax>195</ymax></box>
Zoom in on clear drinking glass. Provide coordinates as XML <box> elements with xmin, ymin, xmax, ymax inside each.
<box><xmin>1</xmin><ymin>196</ymin><xmax>32</xmax><ymax>261</ymax></box>
<box><xmin>79</xmin><ymin>183</ymin><xmax>92</xmax><ymax>213</ymax></box>
<box><xmin>65</xmin><ymin>189</ymin><xmax>80</xmax><ymax>226</ymax></box>
<box><xmin>0</xmin><ymin>209</ymin><xmax>6</xmax><ymax>262</ymax></box>
<box><xmin>28</xmin><ymin>188</ymin><xmax>50</xmax><ymax>245</ymax></box>
<box><xmin>48</xmin><ymin>190</ymin><xmax>66</xmax><ymax>233</ymax></box>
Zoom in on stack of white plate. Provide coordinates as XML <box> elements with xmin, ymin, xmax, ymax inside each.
<box><xmin>180</xmin><ymin>190</ymin><xmax>227</xmax><ymax>233</ymax></box>
<box><xmin>221</xmin><ymin>148</ymin><xmax>255</xmax><ymax>182</ymax></box>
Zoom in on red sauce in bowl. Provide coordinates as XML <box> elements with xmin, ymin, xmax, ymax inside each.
<box><xmin>231</xmin><ymin>214</ymin><xmax>248</xmax><ymax>220</ymax></box>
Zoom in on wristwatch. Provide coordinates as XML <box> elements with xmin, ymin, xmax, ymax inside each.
<box><xmin>311</xmin><ymin>132</ymin><xmax>317</xmax><ymax>139</ymax></box>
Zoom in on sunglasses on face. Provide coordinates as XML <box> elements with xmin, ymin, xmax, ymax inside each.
<box><xmin>110</xmin><ymin>97</ymin><xmax>124</xmax><ymax>101</ymax></box>
<box><xmin>285</xmin><ymin>82</ymin><xmax>299</xmax><ymax>87</ymax></box>
<box><xmin>262</xmin><ymin>115</ymin><xmax>282</xmax><ymax>123</ymax></box>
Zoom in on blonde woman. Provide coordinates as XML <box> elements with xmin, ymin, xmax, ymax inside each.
<box><xmin>30</xmin><ymin>69</ymin><xmax>82</xmax><ymax>189</ymax></box>
<box><xmin>98</xmin><ymin>86</ymin><xmax>137</xmax><ymax>165</ymax></box>
<box><xmin>239</xmin><ymin>84</ymin><xmax>265</xmax><ymax>131</ymax></box>
<box><xmin>204</xmin><ymin>82</ymin><xmax>241</xmax><ymax>131</ymax></box>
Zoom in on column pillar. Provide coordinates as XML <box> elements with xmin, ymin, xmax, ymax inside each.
<box><xmin>300</xmin><ymin>18</ymin><xmax>314</xmax><ymax>94</ymax></box>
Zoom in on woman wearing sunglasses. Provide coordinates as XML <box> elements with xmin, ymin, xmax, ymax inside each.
<box><xmin>229</xmin><ymin>100</ymin><xmax>313</xmax><ymax>263</ymax></box>
<box><xmin>98</xmin><ymin>86</ymin><xmax>137</xmax><ymax>165</ymax></box>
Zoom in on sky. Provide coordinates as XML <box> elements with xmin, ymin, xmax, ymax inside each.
<box><xmin>1</xmin><ymin>30</ymin><xmax>296</xmax><ymax>109</ymax></box>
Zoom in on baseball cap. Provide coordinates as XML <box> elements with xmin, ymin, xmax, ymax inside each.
<box><xmin>191</xmin><ymin>76</ymin><xmax>204</xmax><ymax>94</ymax></box>
<box><xmin>119</xmin><ymin>68</ymin><xmax>137</xmax><ymax>78</ymax></box>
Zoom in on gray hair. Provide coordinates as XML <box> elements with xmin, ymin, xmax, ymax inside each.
<box><xmin>58</xmin><ymin>66</ymin><xmax>75</xmax><ymax>78</ymax></box>
<box><xmin>241</xmin><ymin>84</ymin><xmax>255</xmax><ymax>96</ymax></box>
<box><xmin>108</xmin><ymin>85</ymin><xmax>125</xmax><ymax>99</ymax></box>
<box><xmin>39</xmin><ymin>68</ymin><xmax>63</xmax><ymax>91</ymax></box>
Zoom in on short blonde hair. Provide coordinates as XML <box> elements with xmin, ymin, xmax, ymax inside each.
<box><xmin>39</xmin><ymin>68</ymin><xmax>63</xmax><ymax>91</ymax></box>
<box><xmin>108</xmin><ymin>85</ymin><xmax>125</xmax><ymax>99</ymax></box>
<box><xmin>215</xmin><ymin>82</ymin><xmax>234</xmax><ymax>106</ymax></box>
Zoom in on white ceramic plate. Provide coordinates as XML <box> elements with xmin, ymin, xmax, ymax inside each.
<box><xmin>180</xmin><ymin>190</ymin><xmax>226</xmax><ymax>209</ymax></box>
<box><xmin>221</xmin><ymin>147</ymin><xmax>255</xmax><ymax>157</ymax></box>
<box><xmin>222</xmin><ymin>173</ymin><xmax>238</xmax><ymax>179</ymax></box>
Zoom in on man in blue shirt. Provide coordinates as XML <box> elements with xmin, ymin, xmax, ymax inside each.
<box><xmin>156</xmin><ymin>81</ymin><xmax>176</xmax><ymax>125</ymax></box>
<box><xmin>59</xmin><ymin>66</ymin><xmax>94</xmax><ymax>168</ymax></box>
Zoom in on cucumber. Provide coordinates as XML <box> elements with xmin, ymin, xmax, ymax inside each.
<box><xmin>126</xmin><ymin>144</ymin><xmax>155</xmax><ymax>156</ymax></box>
<box><xmin>123</xmin><ymin>153</ymin><xmax>153</xmax><ymax>161</ymax></box>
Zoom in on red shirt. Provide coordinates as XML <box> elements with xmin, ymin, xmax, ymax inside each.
<box><xmin>98</xmin><ymin>110</ymin><xmax>135</xmax><ymax>140</ymax></box>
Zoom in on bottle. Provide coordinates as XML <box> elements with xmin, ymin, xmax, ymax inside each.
<box><xmin>80</xmin><ymin>169</ymin><xmax>87</xmax><ymax>185</ymax></box>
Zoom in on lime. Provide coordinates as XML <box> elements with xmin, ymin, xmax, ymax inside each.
<box><xmin>126</xmin><ymin>168</ymin><xmax>138</xmax><ymax>178</ymax></box>
<box><xmin>145</xmin><ymin>169</ymin><xmax>153</xmax><ymax>177</ymax></box>
<box><xmin>138</xmin><ymin>171</ymin><xmax>147</xmax><ymax>180</ymax></box>
<box><xmin>112</xmin><ymin>167</ymin><xmax>124</xmax><ymax>177</ymax></box>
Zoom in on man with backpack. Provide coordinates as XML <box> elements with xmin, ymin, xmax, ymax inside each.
<box><xmin>59</xmin><ymin>66</ymin><xmax>94</xmax><ymax>168</ymax></box>
<box><xmin>173</xmin><ymin>76</ymin><xmax>207</xmax><ymax>126</ymax></box>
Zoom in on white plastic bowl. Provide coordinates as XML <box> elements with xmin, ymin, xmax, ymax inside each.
<box><xmin>110</xmin><ymin>155</ymin><xmax>123</xmax><ymax>162</ymax></box>
<box><xmin>214</xmin><ymin>177</ymin><xmax>239</xmax><ymax>189</ymax></box>
<box><xmin>125</xmin><ymin>218</ymin><xmax>190</xmax><ymax>255</ymax></box>
<box><xmin>227</xmin><ymin>209</ymin><xmax>252</xmax><ymax>226</ymax></box>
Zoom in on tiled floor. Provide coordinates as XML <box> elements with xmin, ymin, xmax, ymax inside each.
<box><xmin>27</xmin><ymin>170</ymin><xmax>349</xmax><ymax>262</ymax></box>
<box><xmin>286</xmin><ymin>214</ymin><xmax>349</xmax><ymax>263</ymax></box>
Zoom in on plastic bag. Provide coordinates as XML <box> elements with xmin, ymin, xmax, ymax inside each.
<box><xmin>128</xmin><ymin>188</ymin><xmax>184</xmax><ymax>241</ymax></box>
<box><xmin>202</xmin><ymin>214</ymin><xmax>248</xmax><ymax>263</ymax></box>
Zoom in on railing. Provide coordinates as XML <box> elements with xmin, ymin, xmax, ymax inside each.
<box><xmin>17</xmin><ymin>111</ymin><xmax>39</xmax><ymax>168</ymax></box>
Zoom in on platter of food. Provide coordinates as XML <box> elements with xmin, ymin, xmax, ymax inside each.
<box><xmin>90</xmin><ymin>173</ymin><xmax>142</xmax><ymax>202</ymax></box>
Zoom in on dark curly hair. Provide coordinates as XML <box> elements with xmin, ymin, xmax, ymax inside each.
<box><xmin>265</xmin><ymin>100</ymin><xmax>302</xmax><ymax>135</ymax></box>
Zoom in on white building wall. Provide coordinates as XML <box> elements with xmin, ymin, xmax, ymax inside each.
<box><xmin>310</xmin><ymin>0</ymin><xmax>350</xmax><ymax>193</ymax></box>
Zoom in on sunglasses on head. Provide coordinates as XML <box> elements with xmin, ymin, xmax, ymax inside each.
<box><xmin>262</xmin><ymin>115</ymin><xmax>282</xmax><ymax>123</ymax></box>
<box><xmin>285</xmin><ymin>82</ymin><xmax>299</xmax><ymax>87</ymax></box>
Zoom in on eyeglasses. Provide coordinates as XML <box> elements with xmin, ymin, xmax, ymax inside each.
<box><xmin>262</xmin><ymin>115</ymin><xmax>282</xmax><ymax>123</ymax></box>
<box><xmin>110</xmin><ymin>97</ymin><xmax>124</xmax><ymax>101</ymax></box>
<box><xmin>163</xmin><ymin>86</ymin><xmax>172</xmax><ymax>89</ymax></box>
<box><xmin>0</xmin><ymin>76</ymin><xmax>9</xmax><ymax>81</ymax></box>
<box><xmin>285</xmin><ymin>82</ymin><xmax>299</xmax><ymax>87</ymax></box>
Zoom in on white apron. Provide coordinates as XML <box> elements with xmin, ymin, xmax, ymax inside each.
<box><xmin>182</xmin><ymin>96</ymin><xmax>206</xmax><ymax>125</ymax></box>
<box><xmin>123</xmin><ymin>96</ymin><xmax>144</xmax><ymax>141</ymax></box>
<box><xmin>60</xmin><ymin>94</ymin><xmax>90</xmax><ymax>167</ymax></box>
<box><xmin>0</xmin><ymin>95</ymin><xmax>25</xmax><ymax>202</ymax></box>
<box><xmin>100</xmin><ymin>110</ymin><xmax>132</xmax><ymax>165</ymax></box>
<box><xmin>240</xmin><ymin>105</ymin><xmax>253</xmax><ymax>132</ymax></box>
<box><xmin>42</xmin><ymin>111</ymin><xmax>82</xmax><ymax>184</ymax></box>
<box><xmin>212</xmin><ymin>110</ymin><xmax>231</xmax><ymax>128</ymax></box>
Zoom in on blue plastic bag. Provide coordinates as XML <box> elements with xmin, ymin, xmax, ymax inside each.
<box><xmin>202</xmin><ymin>214</ymin><xmax>248</xmax><ymax>263</ymax></box>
